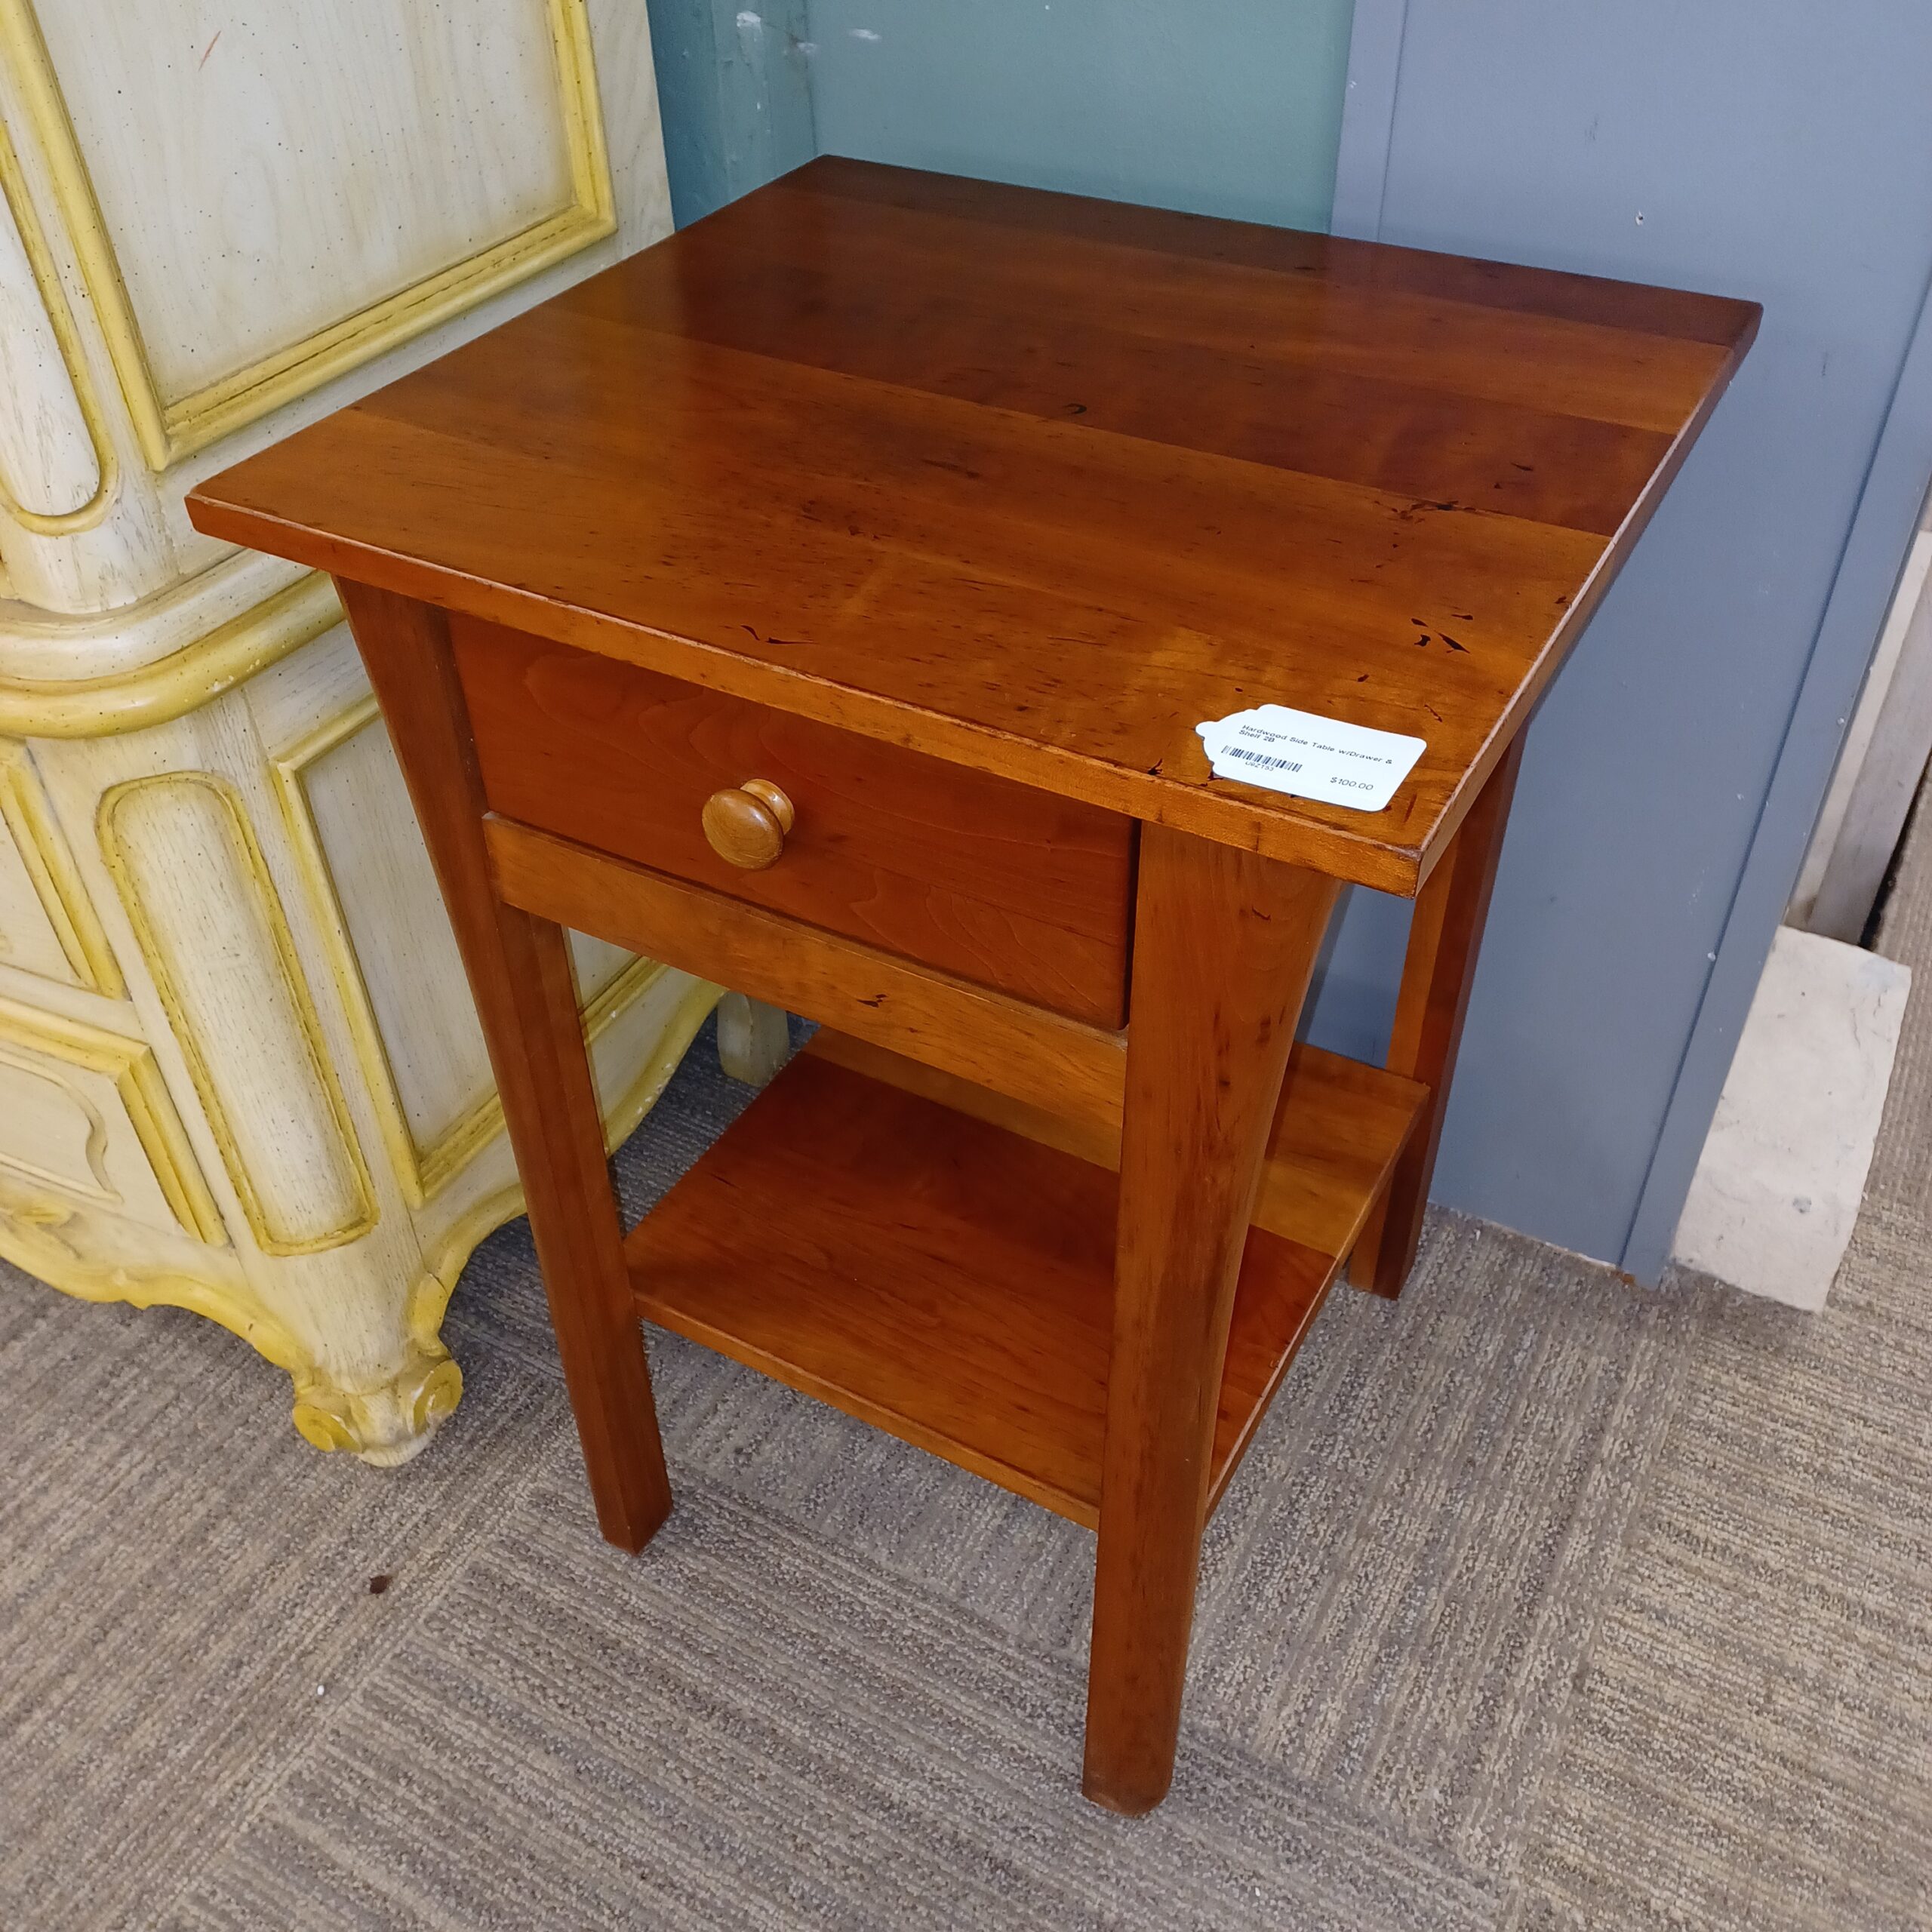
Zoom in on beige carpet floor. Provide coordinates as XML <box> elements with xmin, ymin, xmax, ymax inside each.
<box><xmin>5</xmin><ymin>835</ymin><xmax>1931</xmax><ymax>1929</ymax></box>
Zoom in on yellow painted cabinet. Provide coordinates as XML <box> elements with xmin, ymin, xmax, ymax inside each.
<box><xmin>0</xmin><ymin>2</ymin><xmax>771</xmax><ymax>1462</ymax></box>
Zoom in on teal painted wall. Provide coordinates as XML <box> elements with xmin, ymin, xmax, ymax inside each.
<box><xmin>645</xmin><ymin>0</ymin><xmax>817</xmax><ymax>226</ymax></box>
<box><xmin>645</xmin><ymin>0</ymin><xmax>1357</xmax><ymax>231</ymax></box>
<box><xmin>804</xmin><ymin>0</ymin><xmax>1355</xmax><ymax>229</ymax></box>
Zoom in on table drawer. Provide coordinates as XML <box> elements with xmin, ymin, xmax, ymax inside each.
<box><xmin>452</xmin><ymin>617</ymin><xmax>1135</xmax><ymax>1026</ymax></box>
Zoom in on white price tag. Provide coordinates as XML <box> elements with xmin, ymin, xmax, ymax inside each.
<box><xmin>1196</xmin><ymin>705</ymin><xmax>1425</xmax><ymax>812</ymax></box>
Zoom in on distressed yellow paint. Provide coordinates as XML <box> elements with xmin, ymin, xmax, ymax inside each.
<box><xmin>0</xmin><ymin>571</ymin><xmax>343</xmax><ymax>738</ymax></box>
<box><xmin>0</xmin><ymin>0</ymin><xmax>614</xmax><ymax>470</ymax></box>
<box><xmin>0</xmin><ymin>0</ymin><xmax>697</xmax><ymax>1469</ymax></box>
<box><xmin>0</xmin><ymin>1182</ymin><xmax>294</xmax><ymax>1365</ymax></box>
<box><xmin>0</xmin><ymin>112</ymin><xmax>116</xmax><ymax>533</ymax></box>
<box><xmin>272</xmin><ymin>688</ymin><xmax>513</xmax><ymax>1208</ymax></box>
<box><xmin>0</xmin><ymin>988</ymin><xmax>224</xmax><ymax>1241</ymax></box>
<box><xmin>0</xmin><ymin>740</ymin><xmax>122</xmax><ymax>991</ymax></box>
<box><xmin>0</xmin><ymin>1168</ymin><xmax>461</xmax><ymax>1463</ymax></box>
<box><xmin>271</xmin><ymin>688</ymin><xmax>712</xmax><ymax>1211</ymax></box>
<box><xmin>97</xmin><ymin>771</ymin><xmax>380</xmax><ymax>1257</ymax></box>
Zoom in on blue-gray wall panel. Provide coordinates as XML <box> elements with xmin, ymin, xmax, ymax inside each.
<box><xmin>1325</xmin><ymin>3</ymin><xmax>1932</xmax><ymax>1272</ymax></box>
<box><xmin>1622</xmin><ymin>276</ymin><xmax>1932</xmax><ymax>1278</ymax></box>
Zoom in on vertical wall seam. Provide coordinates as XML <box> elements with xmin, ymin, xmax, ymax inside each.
<box><xmin>1329</xmin><ymin>0</ymin><xmax>1410</xmax><ymax>242</ymax></box>
<box><xmin>801</xmin><ymin>0</ymin><xmax>822</xmax><ymax>155</ymax></box>
<box><xmin>1619</xmin><ymin>258</ymin><xmax>1932</xmax><ymax>1281</ymax></box>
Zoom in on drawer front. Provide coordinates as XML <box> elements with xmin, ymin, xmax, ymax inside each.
<box><xmin>453</xmin><ymin>618</ymin><xmax>1134</xmax><ymax>1026</ymax></box>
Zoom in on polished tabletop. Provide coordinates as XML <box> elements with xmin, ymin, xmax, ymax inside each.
<box><xmin>189</xmin><ymin>157</ymin><xmax>1756</xmax><ymax>893</ymax></box>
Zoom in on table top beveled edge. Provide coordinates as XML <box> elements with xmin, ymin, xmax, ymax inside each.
<box><xmin>185</xmin><ymin>160</ymin><xmax>1761</xmax><ymax>898</ymax></box>
<box><xmin>183</xmin><ymin>491</ymin><xmax>1447</xmax><ymax>892</ymax></box>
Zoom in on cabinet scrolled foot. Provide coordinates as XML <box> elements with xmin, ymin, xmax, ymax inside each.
<box><xmin>290</xmin><ymin>1343</ymin><xmax>463</xmax><ymax>1466</ymax></box>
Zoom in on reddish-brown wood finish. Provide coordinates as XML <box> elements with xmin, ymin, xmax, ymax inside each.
<box><xmin>485</xmin><ymin>815</ymin><xmax>1131</xmax><ymax>1135</ymax></box>
<box><xmin>183</xmin><ymin>167</ymin><xmax>1758</xmax><ymax>1818</ymax></box>
<box><xmin>1085</xmin><ymin>827</ymin><xmax>1340</xmax><ymax>1814</ymax></box>
<box><xmin>453</xmin><ymin>615</ymin><xmax>1135</xmax><ymax>1024</ymax></box>
<box><xmin>1351</xmin><ymin>733</ymin><xmax>1527</xmax><ymax>1298</ymax></box>
<box><xmin>803</xmin><ymin>1028</ymin><xmax>1423</xmax><ymax>1265</ymax></box>
<box><xmin>701</xmin><ymin>778</ymin><xmax>794</xmax><ymax>871</ymax></box>
<box><xmin>334</xmin><ymin>583</ymin><xmax>671</xmax><ymax>1550</ymax></box>
<box><xmin>625</xmin><ymin>1053</ymin><xmax>1343</xmax><ymax>1528</ymax></box>
<box><xmin>188</xmin><ymin>158</ymin><xmax>1756</xmax><ymax>894</ymax></box>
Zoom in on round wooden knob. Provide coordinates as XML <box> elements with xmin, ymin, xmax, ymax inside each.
<box><xmin>701</xmin><ymin>778</ymin><xmax>795</xmax><ymax>869</ymax></box>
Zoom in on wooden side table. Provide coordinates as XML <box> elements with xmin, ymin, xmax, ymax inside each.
<box><xmin>189</xmin><ymin>158</ymin><xmax>1755</xmax><ymax>1813</ymax></box>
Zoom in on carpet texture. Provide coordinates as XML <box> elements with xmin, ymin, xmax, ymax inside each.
<box><xmin>5</xmin><ymin>839</ymin><xmax>1932</xmax><ymax>1927</ymax></box>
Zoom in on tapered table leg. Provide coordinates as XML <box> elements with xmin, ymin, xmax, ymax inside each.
<box><xmin>1350</xmin><ymin>735</ymin><xmax>1525</xmax><ymax>1300</ymax></box>
<box><xmin>337</xmin><ymin>581</ymin><xmax>672</xmax><ymax>1552</ymax></box>
<box><xmin>1082</xmin><ymin>826</ymin><xmax>1339</xmax><ymax>1813</ymax></box>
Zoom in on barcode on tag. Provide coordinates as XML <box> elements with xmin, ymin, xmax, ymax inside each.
<box><xmin>1196</xmin><ymin>703</ymin><xmax>1426</xmax><ymax>811</ymax></box>
<box><xmin>1222</xmin><ymin>747</ymin><xmax>1303</xmax><ymax>774</ymax></box>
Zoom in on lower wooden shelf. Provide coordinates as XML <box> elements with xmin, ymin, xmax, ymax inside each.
<box><xmin>626</xmin><ymin>1044</ymin><xmax>1424</xmax><ymax>1528</ymax></box>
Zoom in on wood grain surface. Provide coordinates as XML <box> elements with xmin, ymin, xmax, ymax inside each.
<box><xmin>1352</xmin><ymin>734</ymin><xmax>1527</xmax><ymax>1297</ymax></box>
<box><xmin>699</xmin><ymin>780</ymin><xmax>793</xmax><ymax>872</ymax></box>
<box><xmin>334</xmin><ymin>583</ymin><xmax>672</xmax><ymax>1550</ymax></box>
<box><xmin>625</xmin><ymin>1052</ymin><xmax>1337</xmax><ymax>1531</ymax></box>
<box><xmin>1084</xmin><ymin>829</ymin><xmax>1340</xmax><ymax>1812</ymax></box>
<box><xmin>485</xmin><ymin>815</ymin><xmax>1131</xmax><ymax>1131</ymax></box>
<box><xmin>189</xmin><ymin>158</ymin><xmax>1757</xmax><ymax>894</ymax></box>
<box><xmin>486</xmin><ymin>817</ymin><xmax>1423</xmax><ymax>1262</ymax></box>
<box><xmin>802</xmin><ymin>1029</ymin><xmax>1421</xmax><ymax>1266</ymax></box>
<box><xmin>456</xmin><ymin>615</ymin><xmax>1134</xmax><ymax>1023</ymax></box>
